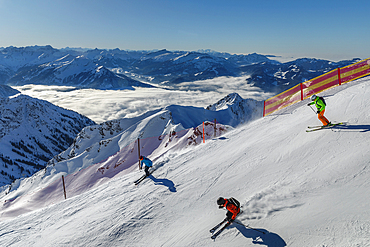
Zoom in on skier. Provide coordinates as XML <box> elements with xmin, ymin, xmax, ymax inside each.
<box><xmin>217</xmin><ymin>197</ymin><xmax>241</xmax><ymax>223</ymax></box>
<box><xmin>209</xmin><ymin>197</ymin><xmax>242</xmax><ymax>239</ymax></box>
<box><xmin>139</xmin><ymin>155</ymin><xmax>153</xmax><ymax>176</ymax></box>
<box><xmin>307</xmin><ymin>94</ymin><xmax>330</xmax><ymax>126</ymax></box>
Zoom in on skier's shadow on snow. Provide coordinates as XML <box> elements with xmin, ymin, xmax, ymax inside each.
<box><xmin>231</xmin><ymin>224</ymin><xmax>286</xmax><ymax>247</ymax></box>
<box><xmin>148</xmin><ymin>175</ymin><xmax>177</xmax><ymax>192</ymax></box>
<box><xmin>334</xmin><ymin>124</ymin><xmax>370</xmax><ymax>132</ymax></box>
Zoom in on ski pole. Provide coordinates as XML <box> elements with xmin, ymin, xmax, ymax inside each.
<box><xmin>233</xmin><ymin>221</ymin><xmax>266</xmax><ymax>234</ymax></box>
<box><xmin>308</xmin><ymin>105</ymin><xmax>317</xmax><ymax>114</ymax></box>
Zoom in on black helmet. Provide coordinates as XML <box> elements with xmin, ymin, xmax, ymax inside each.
<box><xmin>217</xmin><ymin>197</ymin><xmax>225</xmax><ymax>206</ymax></box>
<box><xmin>311</xmin><ymin>94</ymin><xmax>317</xmax><ymax>101</ymax></box>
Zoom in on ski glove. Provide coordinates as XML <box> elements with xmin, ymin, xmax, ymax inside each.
<box><xmin>317</xmin><ymin>110</ymin><xmax>320</xmax><ymax>114</ymax></box>
<box><xmin>219</xmin><ymin>205</ymin><xmax>223</xmax><ymax>209</ymax></box>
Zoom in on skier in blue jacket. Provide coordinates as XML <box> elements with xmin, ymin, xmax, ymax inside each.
<box><xmin>140</xmin><ymin>155</ymin><xmax>153</xmax><ymax>176</ymax></box>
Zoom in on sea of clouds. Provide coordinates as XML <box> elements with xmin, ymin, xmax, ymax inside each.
<box><xmin>14</xmin><ymin>76</ymin><xmax>273</xmax><ymax>123</ymax></box>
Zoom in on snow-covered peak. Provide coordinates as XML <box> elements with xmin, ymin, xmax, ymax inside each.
<box><xmin>0</xmin><ymin>45</ymin><xmax>61</xmax><ymax>69</ymax></box>
<box><xmin>207</xmin><ymin>93</ymin><xmax>244</xmax><ymax>111</ymax></box>
<box><xmin>0</xmin><ymin>93</ymin><xmax>95</xmax><ymax>186</ymax></box>
<box><xmin>206</xmin><ymin>93</ymin><xmax>263</xmax><ymax>124</ymax></box>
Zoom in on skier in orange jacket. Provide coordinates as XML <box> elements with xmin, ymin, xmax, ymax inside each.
<box><xmin>217</xmin><ymin>197</ymin><xmax>241</xmax><ymax>222</ymax></box>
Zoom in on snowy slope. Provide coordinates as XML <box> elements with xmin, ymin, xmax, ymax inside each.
<box><xmin>0</xmin><ymin>77</ymin><xmax>370</xmax><ymax>246</ymax></box>
<box><xmin>43</xmin><ymin>92</ymin><xmax>262</xmax><ymax>175</ymax></box>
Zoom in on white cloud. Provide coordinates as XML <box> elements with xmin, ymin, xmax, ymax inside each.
<box><xmin>13</xmin><ymin>76</ymin><xmax>273</xmax><ymax>123</ymax></box>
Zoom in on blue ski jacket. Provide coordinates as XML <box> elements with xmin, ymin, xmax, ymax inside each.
<box><xmin>141</xmin><ymin>156</ymin><xmax>153</xmax><ymax>168</ymax></box>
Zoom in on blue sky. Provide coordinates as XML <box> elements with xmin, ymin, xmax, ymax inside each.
<box><xmin>0</xmin><ymin>0</ymin><xmax>369</xmax><ymax>61</ymax></box>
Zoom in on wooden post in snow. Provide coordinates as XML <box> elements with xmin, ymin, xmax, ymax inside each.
<box><xmin>203</xmin><ymin>122</ymin><xmax>205</xmax><ymax>143</ymax></box>
<box><xmin>62</xmin><ymin>175</ymin><xmax>67</xmax><ymax>200</ymax></box>
<box><xmin>138</xmin><ymin>138</ymin><xmax>141</xmax><ymax>169</ymax></box>
<box><xmin>214</xmin><ymin>119</ymin><xmax>217</xmax><ymax>138</ymax></box>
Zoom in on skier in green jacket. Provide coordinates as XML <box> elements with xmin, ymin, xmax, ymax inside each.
<box><xmin>307</xmin><ymin>94</ymin><xmax>330</xmax><ymax>126</ymax></box>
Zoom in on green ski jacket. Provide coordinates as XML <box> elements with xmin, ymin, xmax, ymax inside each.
<box><xmin>308</xmin><ymin>97</ymin><xmax>326</xmax><ymax>112</ymax></box>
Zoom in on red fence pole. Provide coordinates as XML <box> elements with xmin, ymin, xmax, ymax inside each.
<box><xmin>263</xmin><ymin>101</ymin><xmax>266</xmax><ymax>117</ymax></box>
<box><xmin>338</xmin><ymin>68</ymin><xmax>342</xmax><ymax>86</ymax></box>
<box><xmin>300</xmin><ymin>83</ymin><xmax>303</xmax><ymax>101</ymax></box>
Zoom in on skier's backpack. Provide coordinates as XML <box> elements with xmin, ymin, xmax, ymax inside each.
<box><xmin>319</xmin><ymin>96</ymin><xmax>326</xmax><ymax>106</ymax></box>
<box><xmin>228</xmin><ymin>197</ymin><xmax>240</xmax><ymax>208</ymax></box>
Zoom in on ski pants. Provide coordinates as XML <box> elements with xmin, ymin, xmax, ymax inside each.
<box><xmin>144</xmin><ymin>166</ymin><xmax>150</xmax><ymax>176</ymax></box>
<box><xmin>226</xmin><ymin>211</ymin><xmax>233</xmax><ymax>221</ymax></box>
<box><xmin>318</xmin><ymin>109</ymin><xmax>330</xmax><ymax>126</ymax></box>
<box><xmin>226</xmin><ymin>208</ymin><xmax>240</xmax><ymax>221</ymax></box>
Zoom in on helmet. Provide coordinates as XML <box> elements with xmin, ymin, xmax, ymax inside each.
<box><xmin>217</xmin><ymin>197</ymin><xmax>225</xmax><ymax>206</ymax></box>
<box><xmin>311</xmin><ymin>94</ymin><xmax>317</xmax><ymax>101</ymax></box>
<box><xmin>139</xmin><ymin>156</ymin><xmax>143</xmax><ymax>160</ymax></box>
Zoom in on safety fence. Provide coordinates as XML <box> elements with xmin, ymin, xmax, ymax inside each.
<box><xmin>263</xmin><ymin>57</ymin><xmax>370</xmax><ymax>116</ymax></box>
<box><xmin>1</xmin><ymin>120</ymin><xmax>228</xmax><ymax>219</ymax></box>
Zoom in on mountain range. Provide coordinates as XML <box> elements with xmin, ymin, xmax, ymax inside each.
<box><xmin>0</xmin><ymin>85</ymin><xmax>95</xmax><ymax>186</ymax></box>
<box><xmin>0</xmin><ymin>45</ymin><xmax>361</xmax><ymax>92</ymax></box>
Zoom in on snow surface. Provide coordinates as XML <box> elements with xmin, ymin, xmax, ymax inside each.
<box><xmin>0</xmin><ymin>77</ymin><xmax>370</xmax><ymax>246</ymax></box>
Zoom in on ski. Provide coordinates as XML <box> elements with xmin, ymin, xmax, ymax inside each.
<box><xmin>211</xmin><ymin>221</ymin><xmax>231</xmax><ymax>239</ymax></box>
<box><xmin>134</xmin><ymin>168</ymin><xmax>156</xmax><ymax>185</ymax></box>
<box><xmin>306</xmin><ymin>122</ymin><xmax>343</xmax><ymax>132</ymax></box>
<box><xmin>210</xmin><ymin>210</ymin><xmax>243</xmax><ymax>239</ymax></box>
<box><xmin>307</xmin><ymin>125</ymin><xmax>325</xmax><ymax>129</ymax></box>
<box><xmin>134</xmin><ymin>174</ymin><xmax>146</xmax><ymax>184</ymax></box>
<box><xmin>307</xmin><ymin>122</ymin><xmax>343</xmax><ymax>128</ymax></box>
<box><xmin>134</xmin><ymin>175</ymin><xmax>148</xmax><ymax>185</ymax></box>
<box><xmin>210</xmin><ymin>218</ymin><xmax>227</xmax><ymax>234</ymax></box>
<box><xmin>306</xmin><ymin>126</ymin><xmax>330</xmax><ymax>132</ymax></box>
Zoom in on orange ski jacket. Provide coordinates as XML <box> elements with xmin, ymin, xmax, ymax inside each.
<box><xmin>222</xmin><ymin>199</ymin><xmax>240</xmax><ymax>220</ymax></box>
